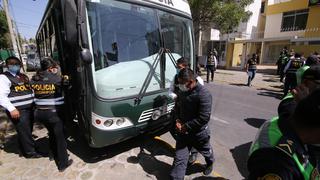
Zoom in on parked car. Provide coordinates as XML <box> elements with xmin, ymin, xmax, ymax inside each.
<box><xmin>26</xmin><ymin>53</ymin><xmax>40</xmax><ymax>71</ymax></box>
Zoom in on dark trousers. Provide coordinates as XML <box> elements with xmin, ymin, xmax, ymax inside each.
<box><xmin>7</xmin><ymin>109</ymin><xmax>36</xmax><ymax>156</ymax></box>
<box><xmin>284</xmin><ymin>72</ymin><xmax>297</xmax><ymax>97</ymax></box>
<box><xmin>206</xmin><ymin>65</ymin><xmax>215</xmax><ymax>82</ymax></box>
<box><xmin>247</xmin><ymin>69</ymin><xmax>256</xmax><ymax>86</ymax></box>
<box><xmin>170</xmin><ymin>129</ymin><xmax>214</xmax><ymax>180</ymax></box>
<box><xmin>34</xmin><ymin>109</ymin><xmax>68</xmax><ymax>169</ymax></box>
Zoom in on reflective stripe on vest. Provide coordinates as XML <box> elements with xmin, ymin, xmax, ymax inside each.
<box><xmin>249</xmin><ymin>117</ymin><xmax>319</xmax><ymax>180</ymax></box>
<box><xmin>34</xmin><ymin>97</ymin><xmax>64</xmax><ymax>106</ymax></box>
<box><xmin>296</xmin><ymin>65</ymin><xmax>310</xmax><ymax>85</ymax></box>
<box><xmin>282</xmin><ymin>92</ymin><xmax>294</xmax><ymax>101</ymax></box>
<box><xmin>8</xmin><ymin>93</ymin><xmax>34</xmax><ymax>108</ymax></box>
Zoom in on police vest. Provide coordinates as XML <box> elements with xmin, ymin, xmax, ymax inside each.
<box><xmin>31</xmin><ymin>72</ymin><xmax>64</xmax><ymax>108</ymax></box>
<box><xmin>249</xmin><ymin>117</ymin><xmax>320</xmax><ymax>180</ymax></box>
<box><xmin>248</xmin><ymin>58</ymin><xmax>257</xmax><ymax>69</ymax></box>
<box><xmin>288</xmin><ymin>58</ymin><xmax>303</xmax><ymax>73</ymax></box>
<box><xmin>207</xmin><ymin>55</ymin><xmax>216</xmax><ymax>66</ymax></box>
<box><xmin>296</xmin><ymin>65</ymin><xmax>310</xmax><ymax>85</ymax></box>
<box><xmin>3</xmin><ymin>72</ymin><xmax>34</xmax><ymax>110</ymax></box>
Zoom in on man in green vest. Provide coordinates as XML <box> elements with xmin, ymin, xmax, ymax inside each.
<box><xmin>278</xmin><ymin>64</ymin><xmax>320</xmax><ymax>121</ymax></box>
<box><xmin>248</xmin><ymin>89</ymin><xmax>320</xmax><ymax>179</ymax></box>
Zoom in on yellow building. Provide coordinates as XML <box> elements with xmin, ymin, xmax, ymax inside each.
<box><xmin>226</xmin><ymin>0</ymin><xmax>320</xmax><ymax>69</ymax></box>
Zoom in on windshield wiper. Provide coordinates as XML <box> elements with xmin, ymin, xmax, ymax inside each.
<box><xmin>134</xmin><ymin>48</ymin><xmax>165</xmax><ymax>105</ymax></box>
<box><xmin>134</xmin><ymin>48</ymin><xmax>178</xmax><ymax>105</ymax></box>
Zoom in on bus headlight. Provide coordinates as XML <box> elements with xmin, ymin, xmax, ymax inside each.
<box><xmin>92</xmin><ymin>113</ymin><xmax>133</xmax><ymax>130</ymax></box>
<box><xmin>104</xmin><ymin>119</ymin><xmax>113</xmax><ymax>127</ymax></box>
<box><xmin>116</xmin><ymin>118</ymin><xmax>125</xmax><ymax>126</ymax></box>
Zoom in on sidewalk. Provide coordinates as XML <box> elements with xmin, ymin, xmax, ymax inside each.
<box><xmin>202</xmin><ymin>65</ymin><xmax>282</xmax><ymax>91</ymax></box>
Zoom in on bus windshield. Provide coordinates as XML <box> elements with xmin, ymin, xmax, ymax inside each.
<box><xmin>87</xmin><ymin>0</ymin><xmax>193</xmax><ymax>99</ymax></box>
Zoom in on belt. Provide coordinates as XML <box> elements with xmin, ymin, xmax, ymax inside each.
<box><xmin>35</xmin><ymin>108</ymin><xmax>57</xmax><ymax>112</ymax></box>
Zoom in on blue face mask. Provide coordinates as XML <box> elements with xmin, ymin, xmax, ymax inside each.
<box><xmin>176</xmin><ymin>68</ymin><xmax>180</xmax><ymax>74</ymax></box>
<box><xmin>8</xmin><ymin>65</ymin><xmax>20</xmax><ymax>75</ymax></box>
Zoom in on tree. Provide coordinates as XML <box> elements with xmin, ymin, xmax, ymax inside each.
<box><xmin>188</xmin><ymin>0</ymin><xmax>253</xmax><ymax>48</ymax></box>
<box><xmin>0</xmin><ymin>10</ymin><xmax>10</xmax><ymax>48</ymax></box>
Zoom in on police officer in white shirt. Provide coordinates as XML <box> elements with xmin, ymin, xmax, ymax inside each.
<box><xmin>0</xmin><ymin>56</ymin><xmax>41</xmax><ymax>158</ymax></box>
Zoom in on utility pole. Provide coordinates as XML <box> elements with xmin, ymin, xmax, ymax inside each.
<box><xmin>3</xmin><ymin>0</ymin><xmax>18</xmax><ymax>56</ymax></box>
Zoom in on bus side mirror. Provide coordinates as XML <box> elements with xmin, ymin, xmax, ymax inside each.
<box><xmin>81</xmin><ymin>48</ymin><xmax>92</xmax><ymax>64</ymax></box>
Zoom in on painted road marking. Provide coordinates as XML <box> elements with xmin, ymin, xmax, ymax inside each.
<box><xmin>154</xmin><ymin>136</ymin><xmax>223</xmax><ymax>178</ymax></box>
<box><xmin>212</xmin><ymin>116</ymin><xmax>230</xmax><ymax>125</ymax></box>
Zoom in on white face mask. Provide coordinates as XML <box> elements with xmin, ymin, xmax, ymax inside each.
<box><xmin>178</xmin><ymin>84</ymin><xmax>189</xmax><ymax>92</ymax></box>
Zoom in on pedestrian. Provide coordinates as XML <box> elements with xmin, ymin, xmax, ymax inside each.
<box><xmin>283</xmin><ymin>53</ymin><xmax>304</xmax><ymax>97</ymax></box>
<box><xmin>170</xmin><ymin>68</ymin><xmax>214</xmax><ymax>180</ymax></box>
<box><xmin>0</xmin><ymin>56</ymin><xmax>41</xmax><ymax>158</ymax></box>
<box><xmin>168</xmin><ymin>57</ymin><xmax>204</xmax><ymax>165</ymax></box>
<box><xmin>248</xmin><ymin>89</ymin><xmax>320</xmax><ymax>179</ymax></box>
<box><xmin>206</xmin><ymin>51</ymin><xmax>217</xmax><ymax>83</ymax></box>
<box><xmin>245</xmin><ymin>54</ymin><xmax>258</xmax><ymax>86</ymax></box>
<box><xmin>30</xmin><ymin>57</ymin><xmax>72</xmax><ymax>172</ymax></box>
<box><xmin>279</xmin><ymin>50</ymin><xmax>290</xmax><ymax>82</ymax></box>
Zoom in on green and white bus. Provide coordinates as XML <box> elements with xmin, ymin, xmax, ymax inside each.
<box><xmin>36</xmin><ymin>0</ymin><xmax>195</xmax><ymax>147</ymax></box>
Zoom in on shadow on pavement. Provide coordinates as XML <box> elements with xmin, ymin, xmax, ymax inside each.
<box><xmin>257</xmin><ymin>88</ymin><xmax>283</xmax><ymax>99</ymax></box>
<box><xmin>244</xmin><ymin>118</ymin><xmax>266</xmax><ymax>129</ymax></box>
<box><xmin>256</xmin><ymin>68</ymin><xmax>276</xmax><ymax>75</ymax></box>
<box><xmin>193</xmin><ymin>177</ymin><xmax>229</xmax><ymax>180</ymax></box>
<box><xmin>127</xmin><ymin>149</ymin><xmax>172</xmax><ymax>180</ymax></box>
<box><xmin>230</xmin><ymin>142</ymin><xmax>251</xmax><ymax>179</ymax></box>
<box><xmin>2</xmin><ymin>122</ymin><xmax>48</xmax><ymax>156</ymax></box>
<box><xmin>229</xmin><ymin>83</ymin><xmax>247</xmax><ymax>87</ymax></box>
<box><xmin>66</xmin><ymin>125</ymin><xmax>175</xmax><ymax>163</ymax></box>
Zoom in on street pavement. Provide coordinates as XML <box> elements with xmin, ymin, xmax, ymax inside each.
<box><xmin>0</xmin><ymin>65</ymin><xmax>283</xmax><ymax>180</ymax></box>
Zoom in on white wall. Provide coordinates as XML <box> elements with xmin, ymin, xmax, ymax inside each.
<box><xmin>268</xmin><ymin>0</ymin><xmax>291</xmax><ymax>5</ymax></box>
<box><xmin>264</xmin><ymin>13</ymin><xmax>304</xmax><ymax>38</ymax></box>
<box><xmin>241</xmin><ymin>0</ymin><xmax>262</xmax><ymax>39</ymax></box>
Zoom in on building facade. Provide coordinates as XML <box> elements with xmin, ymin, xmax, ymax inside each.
<box><xmin>222</xmin><ymin>0</ymin><xmax>320</xmax><ymax>69</ymax></box>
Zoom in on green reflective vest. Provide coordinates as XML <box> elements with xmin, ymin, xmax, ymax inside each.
<box><xmin>249</xmin><ymin>117</ymin><xmax>320</xmax><ymax>180</ymax></box>
<box><xmin>297</xmin><ymin>65</ymin><xmax>310</xmax><ymax>85</ymax></box>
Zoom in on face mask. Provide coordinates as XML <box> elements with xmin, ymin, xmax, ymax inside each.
<box><xmin>176</xmin><ymin>68</ymin><xmax>180</xmax><ymax>74</ymax></box>
<box><xmin>8</xmin><ymin>65</ymin><xmax>20</xmax><ymax>75</ymax></box>
<box><xmin>178</xmin><ymin>84</ymin><xmax>189</xmax><ymax>92</ymax></box>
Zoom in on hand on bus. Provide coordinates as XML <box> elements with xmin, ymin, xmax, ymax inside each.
<box><xmin>10</xmin><ymin>109</ymin><xmax>20</xmax><ymax>119</ymax></box>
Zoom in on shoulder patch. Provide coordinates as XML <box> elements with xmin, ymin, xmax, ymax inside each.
<box><xmin>258</xmin><ymin>173</ymin><xmax>282</xmax><ymax>180</ymax></box>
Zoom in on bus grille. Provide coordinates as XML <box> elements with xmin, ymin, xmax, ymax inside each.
<box><xmin>138</xmin><ymin>103</ymin><xmax>175</xmax><ymax>123</ymax></box>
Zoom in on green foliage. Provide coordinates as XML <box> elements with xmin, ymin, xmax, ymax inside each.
<box><xmin>0</xmin><ymin>10</ymin><xmax>10</xmax><ymax>48</ymax></box>
<box><xmin>188</xmin><ymin>0</ymin><xmax>253</xmax><ymax>34</ymax></box>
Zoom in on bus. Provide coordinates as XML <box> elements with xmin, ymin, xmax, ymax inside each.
<box><xmin>36</xmin><ymin>0</ymin><xmax>195</xmax><ymax>148</ymax></box>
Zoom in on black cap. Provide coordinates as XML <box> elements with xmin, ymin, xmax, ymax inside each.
<box><xmin>302</xmin><ymin>65</ymin><xmax>320</xmax><ymax>82</ymax></box>
<box><xmin>40</xmin><ymin>57</ymin><xmax>55</xmax><ymax>71</ymax></box>
<box><xmin>305</xmin><ymin>55</ymin><xmax>319</xmax><ymax>66</ymax></box>
<box><xmin>5</xmin><ymin>56</ymin><xmax>21</xmax><ymax>64</ymax></box>
<box><xmin>294</xmin><ymin>89</ymin><xmax>320</xmax><ymax>128</ymax></box>
<box><xmin>176</xmin><ymin>57</ymin><xmax>189</xmax><ymax>65</ymax></box>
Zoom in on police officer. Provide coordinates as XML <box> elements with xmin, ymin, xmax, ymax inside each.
<box><xmin>30</xmin><ymin>58</ymin><xmax>72</xmax><ymax>172</ymax></box>
<box><xmin>248</xmin><ymin>89</ymin><xmax>320</xmax><ymax>180</ymax></box>
<box><xmin>0</xmin><ymin>56</ymin><xmax>41</xmax><ymax>158</ymax></box>
<box><xmin>170</xmin><ymin>68</ymin><xmax>214</xmax><ymax>180</ymax></box>
<box><xmin>283</xmin><ymin>53</ymin><xmax>305</xmax><ymax>97</ymax></box>
<box><xmin>278</xmin><ymin>60</ymin><xmax>320</xmax><ymax>121</ymax></box>
<box><xmin>245</xmin><ymin>54</ymin><xmax>258</xmax><ymax>86</ymax></box>
<box><xmin>206</xmin><ymin>51</ymin><xmax>217</xmax><ymax>83</ymax></box>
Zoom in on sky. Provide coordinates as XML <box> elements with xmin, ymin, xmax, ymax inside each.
<box><xmin>3</xmin><ymin>0</ymin><xmax>48</xmax><ymax>39</ymax></box>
